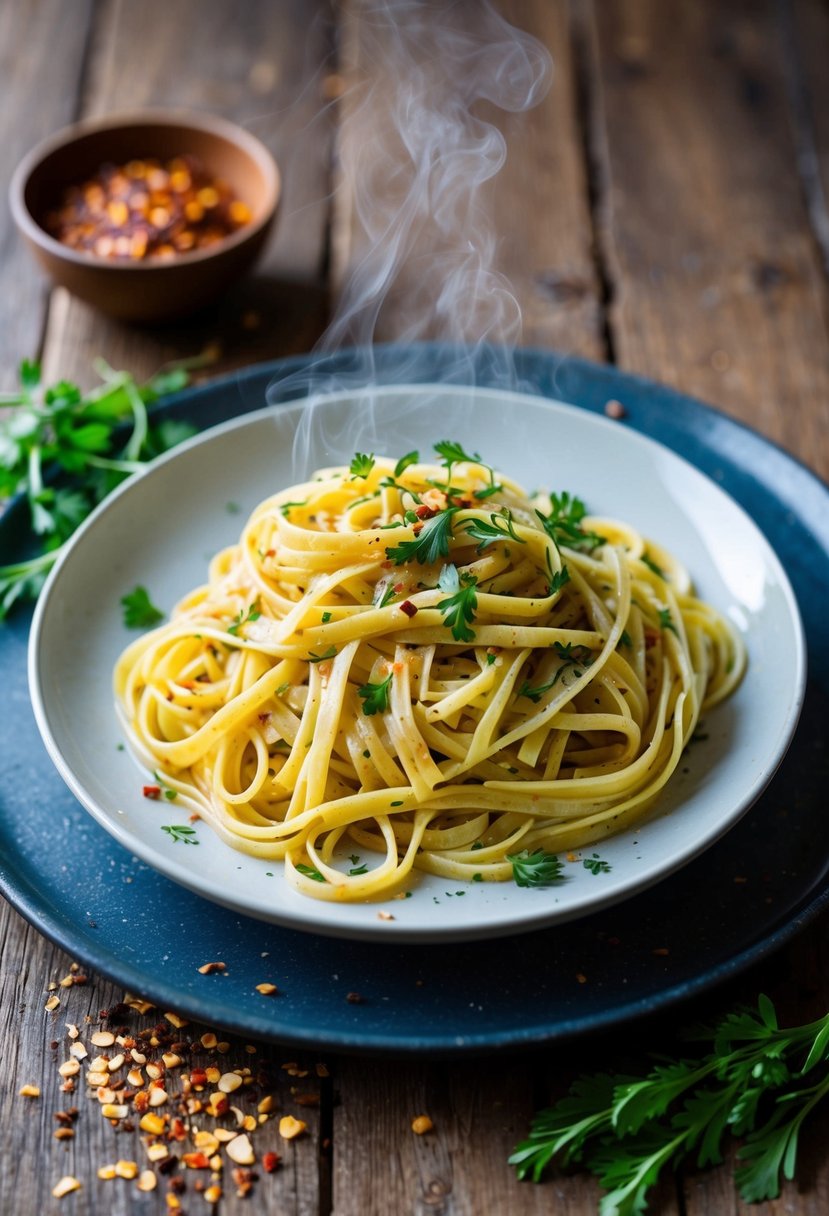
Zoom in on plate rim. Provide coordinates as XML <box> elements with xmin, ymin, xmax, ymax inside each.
<box><xmin>1</xmin><ymin>343</ymin><xmax>827</xmax><ymax>1052</ymax></box>
<box><xmin>25</xmin><ymin>380</ymin><xmax>807</xmax><ymax>942</ymax></box>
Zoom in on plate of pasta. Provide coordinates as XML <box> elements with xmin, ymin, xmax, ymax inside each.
<box><xmin>28</xmin><ymin>383</ymin><xmax>804</xmax><ymax>941</ymax></box>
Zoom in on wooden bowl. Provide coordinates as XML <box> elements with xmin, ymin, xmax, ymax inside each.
<box><xmin>9</xmin><ymin>110</ymin><xmax>280</xmax><ymax>323</ymax></box>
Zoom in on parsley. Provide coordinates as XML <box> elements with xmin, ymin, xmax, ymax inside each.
<box><xmin>583</xmin><ymin>853</ymin><xmax>612</xmax><ymax>875</ymax></box>
<box><xmin>642</xmin><ymin>552</ymin><xmax>667</xmax><ymax>578</ymax></box>
<box><xmin>321</xmin><ymin>611</ymin><xmax>332</xmax><ymax>623</ymax></box>
<box><xmin>0</xmin><ymin>358</ymin><xmax>196</xmax><ymax>619</ymax></box>
<box><xmin>536</xmin><ymin>493</ymin><xmax>604</xmax><ymax>553</ymax></box>
<box><xmin>659</xmin><ymin>607</ymin><xmax>679</xmax><ymax>636</ymax></box>
<box><xmin>349</xmin><ymin>452</ymin><xmax>375</xmax><ymax>479</ymax></box>
<box><xmin>510</xmin><ymin>994</ymin><xmax>829</xmax><ymax>1210</ymax></box>
<box><xmin>437</xmin><ymin>564</ymin><xmax>478</xmax><ymax>642</ymax></box>
<box><xmin>161</xmin><ymin>824</ymin><xmax>198</xmax><ymax>845</ymax></box>
<box><xmin>433</xmin><ymin>439</ymin><xmax>482</xmax><ymax>484</ymax></box>
<box><xmin>518</xmin><ymin>642</ymin><xmax>593</xmax><ymax>702</ymax></box>
<box><xmin>618</xmin><ymin>630</ymin><xmax>632</xmax><ymax>648</ymax></box>
<box><xmin>227</xmin><ymin>599</ymin><xmax>261</xmax><ymax>636</ymax></box>
<box><xmin>295</xmin><ymin>863</ymin><xmax>326</xmax><ymax>883</ymax></box>
<box><xmin>394</xmin><ymin>450</ymin><xmax>420</xmax><ymax>477</ymax></box>
<box><xmin>375</xmin><ymin>583</ymin><xmax>397</xmax><ymax>609</ymax></box>
<box><xmin>462</xmin><ymin>509</ymin><xmax>526</xmax><ymax>553</ymax></box>
<box><xmin>547</xmin><ymin>566</ymin><xmax>570</xmax><ymax>596</ymax></box>
<box><xmin>386</xmin><ymin>508</ymin><xmax>457</xmax><ymax>565</ymax></box>
<box><xmin>348</xmin><ymin>862</ymin><xmax>369</xmax><ymax>876</ymax></box>
<box><xmin>308</xmin><ymin>645</ymin><xmax>338</xmax><ymax>663</ymax></box>
<box><xmin>357</xmin><ymin>672</ymin><xmax>393</xmax><ymax>715</ymax></box>
<box><xmin>280</xmin><ymin>499</ymin><xmax>307</xmax><ymax>516</ymax></box>
<box><xmin>507</xmin><ymin>849</ymin><xmax>565</xmax><ymax>887</ymax></box>
<box><xmin>121</xmin><ymin>585</ymin><xmax>164</xmax><ymax>628</ymax></box>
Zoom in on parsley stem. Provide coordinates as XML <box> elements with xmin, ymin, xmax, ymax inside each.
<box><xmin>122</xmin><ymin>376</ymin><xmax>149</xmax><ymax>462</ymax></box>
<box><xmin>83</xmin><ymin>454</ymin><xmax>149</xmax><ymax>476</ymax></box>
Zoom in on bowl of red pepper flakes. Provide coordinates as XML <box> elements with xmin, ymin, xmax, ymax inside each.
<box><xmin>10</xmin><ymin>109</ymin><xmax>280</xmax><ymax>322</ymax></box>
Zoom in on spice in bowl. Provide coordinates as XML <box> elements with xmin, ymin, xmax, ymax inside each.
<box><xmin>45</xmin><ymin>154</ymin><xmax>253</xmax><ymax>261</ymax></box>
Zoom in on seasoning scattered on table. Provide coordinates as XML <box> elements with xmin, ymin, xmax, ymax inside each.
<box><xmin>45</xmin><ymin>155</ymin><xmax>253</xmax><ymax>260</ymax></box>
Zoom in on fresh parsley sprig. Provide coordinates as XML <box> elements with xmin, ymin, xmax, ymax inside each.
<box><xmin>462</xmin><ymin>508</ymin><xmax>526</xmax><ymax>553</ymax></box>
<box><xmin>358</xmin><ymin>672</ymin><xmax>393</xmax><ymax>715</ymax></box>
<box><xmin>349</xmin><ymin>452</ymin><xmax>375</xmax><ymax>479</ymax></box>
<box><xmin>433</xmin><ymin>439</ymin><xmax>501</xmax><ymax>499</ymax></box>
<box><xmin>536</xmin><ymin>492</ymin><xmax>605</xmax><ymax>554</ymax></box>
<box><xmin>517</xmin><ymin>642</ymin><xmax>594</xmax><ymax>702</ymax></box>
<box><xmin>121</xmin><ymin>585</ymin><xmax>164</xmax><ymax>628</ymax></box>
<box><xmin>507</xmin><ymin>849</ymin><xmax>565</xmax><ymax>887</ymax></box>
<box><xmin>437</xmin><ymin>563</ymin><xmax>478</xmax><ymax>643</ymax></box>
<box><xmin>386</xmin><ymin>508</ymin><xmax>458</xmax><ymax>566</ymax></box>
<box><xmin>510</xmin><ymin>994</ymin><xmax>829</xmax><ymax>1211</ymax></box>
<box><xmin>0</xmin><ymin>357</ymin><xmax>196</xmax><ymax>619</ymax></box>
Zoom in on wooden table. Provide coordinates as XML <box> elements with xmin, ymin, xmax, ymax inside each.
<box><xmin>1</xmin><ymin>1</ymin><xmax>827</xmax><ymax>1212</ymax></box>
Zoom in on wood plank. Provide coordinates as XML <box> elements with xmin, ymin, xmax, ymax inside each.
<box><xmin>331</xmin><ymin>0</ymin><xmax>604</xmax><ymax>358</ymax></box>
<box><xmin>784</xmin><ymin>0</ymin><xmax>829</xmax><ymax>277</ymax></box>
<box><xmin>0</xmin><ymin>898</ymin><xmax>327</xmax><ymax>1216</ymax></box>
<box><xmin>584</xmin><ymin>0</ymin><xmax>829</xmax><ymax>479</ymax></box>
<box><xmin>41</xmin><ymin>0</ymin><xmax>334</xmax><ymax>390</ymax></box>
<box><xmin>0</xmin><ymin>0</ymin><xmax>95</xmax><ymax>388</ymax></box>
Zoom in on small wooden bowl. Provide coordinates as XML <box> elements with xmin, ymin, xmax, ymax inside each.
<box><xmin>10</xmin><ymin>110</ymin><xmax>280</xmax><ymax>323</ymax></box>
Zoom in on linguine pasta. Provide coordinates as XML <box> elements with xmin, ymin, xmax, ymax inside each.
<box><xmin>114</xmin><ymin>447</ymin><xmax>745</xmax><ymax>901</ymax></box>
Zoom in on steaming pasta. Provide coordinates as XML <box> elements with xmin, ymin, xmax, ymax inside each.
<box><xmin>114</xmin><ymin>450</ymin><xmax>745</xmax><ymax>901</ymax></box>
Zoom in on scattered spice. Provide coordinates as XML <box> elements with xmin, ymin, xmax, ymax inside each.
<box><xmin>46</xmin><ymin>155</ymin><xmax>253</xmax><ymax>261</ymax></box>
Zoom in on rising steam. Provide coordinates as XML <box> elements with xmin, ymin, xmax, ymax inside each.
<box><xmin>266</xmin><ymin>0</ymin><xmax>552</xmax><ymax>468</ymax></box>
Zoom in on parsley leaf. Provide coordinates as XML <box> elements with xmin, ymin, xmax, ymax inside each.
<box><xmin>121</xmin><ymin>585</ymin><xmax>164</xmax><ymax>628</ymax></box>
<box><xmin>350</xmin><ymin>452</ymin><xmax>375</xmax><ymax>479</ymax></box>
<box><xmin>295</xmin><ymin>862</ymin><xmax>326</xmax><ymax>883</ymax></box>
<box><xmin>507</xmin><ymin>849</ymin><xmax>565</xmax><ymax>887</ymax></box>
<box><xmin>659</xmin><ymin>607</ymin><xmax>679</xmax><ymax>636</ymax></box>
<box><xmin>642</xmin><ymin>552</ymin><xmax>667</xmax><ymax>579</ymax></box>
<box><xmin>227</xmin><ymin>599</ymin><xmax>261</xmax><ymax>636</ymax></box>
<box><xmin>510</xmin><ymin>994</ymin><xmax>829</xmax><ymax>1211</ymax></box>
<box><xmin>462</xmin><ymin>509</ymin><xmax>526</xmax><ymax>553</ymax></box>
<box><xmin>536</xmin><ymin>493</ymin><xmax>605</xmax><ymax>553</ymax></box>
<box><xmin>308</xmin><ymin>645</ymin><xmax>338</xmax><ymax>663</ymax></box>
<box><xmin>357</xmin><ymin>672</ymin><xmax>393</xmax><ymax>715</ymax></box>
<box><xmin>437</xmin><ymin>564</ymin><xmax>478</xmax><ymax>642</ymax></box>
<box><xmin>386</xmin><ymin>508</ymin><xmax>457</xmax><ymax>565</ymax></box>
<box><xmin>517</xmin><ymin>642</ymin><xmax>593</xmax><ymax>702</ymax></box>
<box><xmin>394</xmin><ymin>450</ymin><xmax>419</xmax><ymax>477</ymax></box>
<box><xmin>161</xmin><ymin>824</ymin><xmax>199</xmax><ymax>845</ymax></box>
<box><xmin>583</xmin><ymin>853</ymin><xmax>612</xmax><ymax>875</ymax></box>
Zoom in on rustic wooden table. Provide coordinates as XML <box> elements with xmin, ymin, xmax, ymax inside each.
<box><xmin>1</xmin><ymin>1</ymin><xmax>828</xmax><ymax>1213</ymax></box>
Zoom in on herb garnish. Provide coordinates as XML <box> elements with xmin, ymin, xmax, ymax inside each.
<box><xmin>0</xmin><ymin>358</ymin><xmax>196</xmax><ymax>619</ymax></box>
<box><xmin>121</xmin><ymin>585</ymin><xmax>164</xmax><ymax>628</ymax></box>
<box><xmin>510</xmin><ymin>994</ymin><xmax>829</xmax><ymax>1209</ymax></box>
<box><xmin>536</xmin><ymin>493</ymin><xmax>604</xmax><ymax>553</ymax></box>
<box><xmin>518</xmin><ymin>642</ymin><xmax>593</xmax><ymax>702</ymax></box>
<box><xmin>394</xmin><ymin>450</ymin><xmax>419</xmax><ymax>477</ymax></box>
<box><xmin>357</xmin><ymin>672</ymin><xmax>393</xmax><ymax>715</ymax></box>
<box><xmin>462</xmin><ymin>508</ymin><xmax>525</xmax><ymax>553</ymax></box>
<box><xmin>161</xmin><ymin>824</ymin><xmax>199</xmax><ymax>845</ymax></box>
<box><xmin>641</xmin><ymin>552</ymin><xmax>667</xmax><ymax>578</ymax></box>
<box><xmin>308</xmin><ymin>646</ymin><xmax>338</xmax><ymax>663</ymax></box>
<box><xmin>386</xmin><ymin>508</ymin><xmax>458</xmax><ymax>566</ymax></box>
<box><xmin>437</xmin><ymin>564</ymin><xmax>478</xmax><ymax>642</ymax></box>
<box><xmin>658</xmin><ymin>607</ymin><xmax>679</xmax><ymax>636</ymax></box>
<box><xmin>507</xmin><ymin>849</ymin><xmax>565</xmax><ymax>887</ymax></box>
<box><xmin>295</xmin><ymin>863</ymin><xmax>326</xmax><ymax>883</ymax></box>
<box><xmin>349</xmin><ymin>452</ymin><xmax>375</xmax><ymax>479</ymax></box>
<box><xmin>227</xmin><ymin>599</ymin><xmax>261</xmax><ymax>637</ymax></box>
<box><xmin>583</xmin><ymin>853</ymin><xmax>612</xmax><ymax>875</ymax></box>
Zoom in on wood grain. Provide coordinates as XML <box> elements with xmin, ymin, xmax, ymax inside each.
<box><xmin>584</xmin><ymin>0</ymin><xmax>829</xmax><ymax>479</ymax></box>
<box><xmin>331</xmin><ymin>0</ymin><xmax>604</xmax><ymax>358</ymax></box>
<box><xmin>41</xmin><ymin>0</ymin><xmax>334</xmax><ymax>390</ymax></box>
<box><xmin>0</xmin><ymin>0</ymin><xmax>95</xmax><ymax>388</ymax></box>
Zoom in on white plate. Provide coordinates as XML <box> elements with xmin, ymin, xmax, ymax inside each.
<box><xmin>28</xmin><ymin>385</ymin><xmax>806</xmax><ymax>942</ymax></box>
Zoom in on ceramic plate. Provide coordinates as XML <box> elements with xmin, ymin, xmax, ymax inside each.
<box><xmin>28</xmin><ymin>384</ymin><xmax>805</xmax><ymax>942</ymax></box>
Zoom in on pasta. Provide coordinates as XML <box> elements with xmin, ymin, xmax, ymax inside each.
<box><xmin>114</xmin><ymin>445</ymin><xmax>746</xmax><ymax>901</ymax></box>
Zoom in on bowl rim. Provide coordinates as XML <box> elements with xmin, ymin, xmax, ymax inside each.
<box><xmin>9</xmin><ymin>107</ymin><xmax>281</xmax><ymax>271</ymax></box>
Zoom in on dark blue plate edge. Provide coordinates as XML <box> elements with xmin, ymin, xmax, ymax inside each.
<box><xmin>2</xmin><ymin>341</ymin><xmax>828</xmax><ymax>1055</ymax></box>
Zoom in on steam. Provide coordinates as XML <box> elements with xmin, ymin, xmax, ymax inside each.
<box><xmin>265</xmin><ymin>0</ymin><xmax>552</xmax><ymax>468</ymax></box>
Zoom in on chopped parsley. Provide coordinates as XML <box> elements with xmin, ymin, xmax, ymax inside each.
<box><xmin>357</xmin><ymin>672</ymin><xmax>393</xmax><ymax>715</ymax></box>
<box><xmin>121</xmin><ymin>585</ymin><xmax>164</xmax><ymax>628</ymax></box>
<box><xmin>394</xmin><ymin>450</ymin><xmax>420</xmax><ymax>477</ymax></box>
<box><xmin>308</xmin><ymin>645</ymin><xmax>338</xmax><ymax>663</ymax></box>
<box><xmin>227</xmin><ymin>599</ymin><xmax>261</xmax><ymax>636</ymax></box>
<box><xmin>437</xmin><ymin>564</ymin><xmax>478</xmax><ymax>642</ymax></box>
<box><xmin>462</xmin><ymin>508</ymin><xmax>525</xmax><ymax>553</ymax></box>
<box><xmin>295</xmin><ymin>863</ymin><xmax>326</xmax><ymax>883</ymax></box>
<box><xmin>507</xmin><ymin>849</ymin><xmax>565</xmax><ymax>887</ymax></box>
<box><xmin>386</xmin><ymin>508</ymin><xmax>458</xmax><ymax>566</ymax></box>
<box><xmin>536</xmin><ymin>492</ymin><xmax>604</xmax><ymax>553</ymax></box>
<box><xmin>280</xmin><ymin>499</ymin><xmax>307</xmax><ymax>516</ymax></box>
<box><xmin>518</xmin><ymin>642</ymin><xmax>593</xmax><ymax>702</ymax></box>
<box><xmin>642</xmin><ymin>552</ymin><xmax>667</xmax><ymax>578</ymax></box>
<box><xmin>161</xmin><ymin>824</ymin><xmax>198</xmax><ymax>845</ymax></box>
<box><xmin>659</xmin><ymin>607</ymin><xmax>679</xmax><ymax>636</ymax></box>
<box><xmin>583</xmin><ymin>853</ymin><xmax>612</xmax><ymax>875</ymax></box>
<box><xmin>349</xmin><ymin>452</ymin><xmax>375</xmax><ymax>479</ymax></box>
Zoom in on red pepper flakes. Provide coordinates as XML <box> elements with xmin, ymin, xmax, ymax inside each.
<box><xmin>399</xmin><ymin>600</ymin><xmax>418</xmax><ymax>617</ymax></box>
<box><xmin>45</xmin><ymin>155</ymin><xmax>253</xmax><ymax>261</ymax></box>
<box><xmin>415</xmin><ymin>504</ymin><xmax>436</xmax><ymax>520</ymax></box>
<box><xmin>262</xmin><ymin>1151</ymin><xmax>281</xmax><ymax>1174</ymax></box>
<box><xmin>143</xmin><ymin>784</ymin><xmax>161</xmax><ymax>800</ymax></box>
